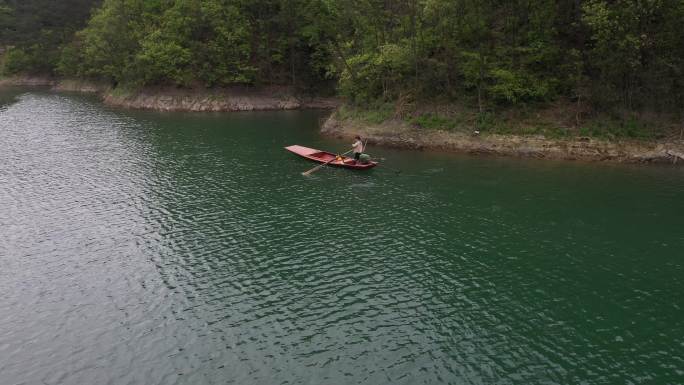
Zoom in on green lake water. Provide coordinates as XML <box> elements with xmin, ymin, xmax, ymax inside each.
<box><xmin>1</xmin><ymin>89</ymin><xmax>683</xmax><ymax>385</ymax></box>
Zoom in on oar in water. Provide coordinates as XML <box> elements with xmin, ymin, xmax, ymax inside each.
<box><xmin>369</xmin><ymin>154</ymin><xmax>401</xmax><ymax>173</ymax></box>
<box><xmin>380</xmin><ymin>162</ymin><xmax>401</xmax><ymax>174</ymax></box>
<box><xmin>302</xmin><ymin>149</ymin><xmax>353</xmax><ymax>176</ymax></box>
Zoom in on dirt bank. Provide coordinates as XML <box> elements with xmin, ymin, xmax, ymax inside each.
<box><xmin>323</xmin><ymin>113</ymin><xmax>684</xmax><ymax>164</ymax></box>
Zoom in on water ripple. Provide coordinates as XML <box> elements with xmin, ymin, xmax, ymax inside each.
<box><xmin>1</xmin><ymin>90</ymin><xmax>683</xmax><ymax>385</ymax></box>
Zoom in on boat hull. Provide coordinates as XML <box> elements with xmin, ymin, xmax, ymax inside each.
<box><xmin>285</xmin><ymin>145</ymin><xmax>378</xmax><ymax>170</ymax></box>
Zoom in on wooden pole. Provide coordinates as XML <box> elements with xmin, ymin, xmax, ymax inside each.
<box><xmin>302</xmin><ymin>149</ymin><xmax>353</xmax><ymax>176</ymax></box>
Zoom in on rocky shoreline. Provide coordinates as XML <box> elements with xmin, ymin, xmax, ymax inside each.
<box><xmin>4</xmin><ymin>75</ymin><xmax>683</xmax><ymax>165</ymax></box>
<box><xmin>322</xmin><ymin>113</ymin><xmax>684</xmax><ymax>165</ymax></box>
<box><xmin>0</xmin><ymin>76</ymin><xmax>56</xmax><ymax>87</ymax></box>
<box><xmin>1</xmin><ymin>76</ymin><xmax>339</xmax><ymax>112</ymax></box>
<box><xmin>101</xmin><ymin>87</ymin><xmax>339</xmax><ymax>112</ymax></box>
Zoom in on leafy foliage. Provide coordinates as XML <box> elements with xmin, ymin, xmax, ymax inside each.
<box><xmin>1</xmin><ymin>0</ymin><xmax>682</xmax><ymax>119</ymax></box>
<box><xmin>0</xmin><ymin>0</ymin><xmax>101</xmax><ymax>75</ymax></box>
<box><xmin>2</xmin><ymin>47</ymin><xmax>31</xmax><ymax>74</ymax></box>
<box><xmin>582</xmin><ymin>0</ymin><xmax>684</xmax><ymax>111</ymax></box>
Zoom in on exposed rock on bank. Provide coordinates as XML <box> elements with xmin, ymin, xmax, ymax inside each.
<box><xmin>0</xmin><ymin>76</ymin><xmax>55</xmax><ymax>87</ymax></box>
<box><xmin>1</xmin><ymin>77</ymin><xmax>338</xmax><ymax>112</ymax></box>
<box><xmin>102</xmin><ymin>86</ymin><xmax>339</xmax><ymax>112</ymax></box>
<box><xmin>323</xmin><ymin>113</ymin><xmax>684</xmax><ymax>164</ymax></box>
<box><xmin>0</xmin><ymin>76</ymin><xmax>109</xmax><ymax>93</ymax></box>
<box><xmin>53</xmin><ymin>79</ymin><xmax>109</xmax><ymax>93</ymax></box>
<box><xmin>3</xmin><ymin>76</ymin><xmax>681</xmax><ymax>164</ymax></box>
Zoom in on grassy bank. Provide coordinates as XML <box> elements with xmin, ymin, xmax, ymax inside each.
<box><xmin>324</xmin><ymin>102</ymin><xmax>684</xmax><ymax>164</ymax></box>
<box><xmin>335</xmin><ymin>101</ymin><xmax>682</xmax><ymax>141</ymax></box>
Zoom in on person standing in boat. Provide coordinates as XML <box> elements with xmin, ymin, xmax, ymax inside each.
<box><xmin>351</xmin><ymin>135</ymin><xmax>364</xmax><ymax>163</ymax></box>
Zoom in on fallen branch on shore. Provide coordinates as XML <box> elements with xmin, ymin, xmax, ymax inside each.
<box><xmin>666</xmin><ymin>150</ymin><xmax>684</xmax><ymax>164</ymax></box>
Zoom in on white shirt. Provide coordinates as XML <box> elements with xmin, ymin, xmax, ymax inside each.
<box><xmin>352</xmin><ymin>140</ymin><xmax>364</xmax><ymax>153</ymax></box>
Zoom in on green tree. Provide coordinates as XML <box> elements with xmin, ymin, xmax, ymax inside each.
<box><xmin>1</xmin><ymin>0</ymin><xmax>682</xmax><ymax>121</ymax></box>
<box><xmin>583</xmin><ymin>0</ymin><xmax>684</xmax><ymax>111</ymax></box>
<box><xmin>1</xmin><ymin>0</ymin><xmax>100</xmax><ymax>75</ymax></box>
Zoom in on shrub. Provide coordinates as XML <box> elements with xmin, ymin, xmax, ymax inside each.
<box><xmin>2</xmin><ymin>48</ymin><xmax>32</xmax><ymax>75</ymax></box>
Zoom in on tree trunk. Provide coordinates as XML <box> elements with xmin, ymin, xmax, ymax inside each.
<box><xmin>333</xmin><ymin>40</ymin><xmax>356</xmax><ymax>81</ymax></box>
<box><xmin>478</xmin><ymin>51</ymin><xmax>485</xmax><ymax>113</ymax></box>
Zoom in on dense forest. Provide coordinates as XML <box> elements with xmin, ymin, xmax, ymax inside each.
<box><xmin>0</xmin><ymin>0</ymin><xmax>100</xmax><ymax>74</ymax></box>
<box><xmin>1</xmin><ymin>0</ymin><xmax>683</xmax><ymax>128</ymax></box>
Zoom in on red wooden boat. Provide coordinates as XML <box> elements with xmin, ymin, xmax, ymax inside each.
<box><xmin>285</xmin><ymin>145</ymin><xmax>378</xmax><ymax>170</ymax></box>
